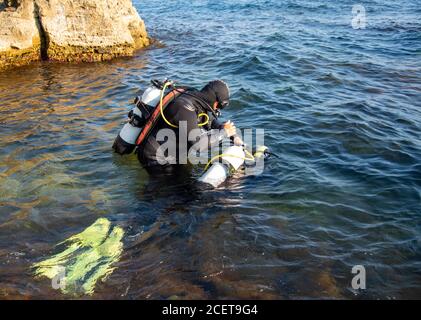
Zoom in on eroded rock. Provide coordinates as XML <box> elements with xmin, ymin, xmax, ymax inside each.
<box><xmin>0</xmin><ymin>0</ymin><xmax>40</xmax><ymax>69</ymax></box>
<box><xmin>35</xmin><ymin>0</ymin><xmax>150</xmax><ymax>62</ymax></box>
<box><xmin>0</xmin><ymin>0</ymin><xmax>150</xmax><ymax>70</ymax></box>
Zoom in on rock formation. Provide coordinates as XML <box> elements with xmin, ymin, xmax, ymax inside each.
<box><xmin>0</xmin><ymin>0</ymin><xmax>40</xmax><ymax>69</ymax></box>
<box><xmin>0</xmin><ymin>0</ymin><xmax>150</xmax><ymax>70</ymax></box>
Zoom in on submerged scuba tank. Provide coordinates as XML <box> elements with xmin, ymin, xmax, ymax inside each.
<box><xmin>198</xmin><ymin>144</ymin><xmax>270</xmax><ymax>188</ymax></box>
<box><xmin>198</xmin><ymin>146</ymin><xmax>245</xmax><ymax>188</ymax></box>
<box><xmin>112</xmin><ymin>81</ymin><xmax>163</xmax><ymax>155</ymax></box>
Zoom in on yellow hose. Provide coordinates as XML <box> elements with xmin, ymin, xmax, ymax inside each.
<box><xmin>244</xmin><ymin>148</ymin><xmax>255</xmax><ymax>161</ymax></box>
<box><xmin>159</xmin><ymin>83</ymin><xmax>211</xmax><ymax>128</ymax></box>
<box><xmin>160</xmin><ymin>81</ymin><xmax>178</xmax><ymax>128</ymax></box>
<box><xmin>197</xmin><ymin>112</ymin><xmax>209</xmax><ymax>127</ymax></box>
<box><xmin>204</xmin><ymin>152</ymin><xmax>255</xmax><ymax>172</ymax></box>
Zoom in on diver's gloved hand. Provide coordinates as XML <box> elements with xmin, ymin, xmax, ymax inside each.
<box><xmin>222</xmin><ymin>120</ymin><xmax>237</xmax><ymax>138</ymax></box>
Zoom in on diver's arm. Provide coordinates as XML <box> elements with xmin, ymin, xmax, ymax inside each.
<box><xmin>179</xmin><ymin>106</ymin><xmax>236</xmax><ymax>152</ymax></box>
<box><xmin>211</xmin><ymin>118</ymin><xmax>223</xmax><ymax>129</ymax></box>
<box><xmin>212</xmin><ymin>118</ymin><xmax>238</xmax><ymax>138</ymax></box>
<box><xmin>190</xmin><ymin>129</ymin><xmax>228</xmax><ymax>152</ymax></box>
<box><xmin>174</xmin><ymin>103</ymin><xmax>226</xmax><ymax>152</ymax></box>
<box><xmin>189</xmin><ymin>122</ymin><xmax>238</xmax><ymax>152</ymax></box>
<box><xmin>194</xmin><ymin>118</ymin><xmax>227</xmax><ymax>150</ymax></box>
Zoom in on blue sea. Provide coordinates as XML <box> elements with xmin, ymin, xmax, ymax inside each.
<box><xmin>0</xmin><ymin>0</ymin><xmax>420</xmax><ymax>299</ymax></box>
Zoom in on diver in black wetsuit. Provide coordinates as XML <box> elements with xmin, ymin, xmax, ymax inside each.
<box><xmin>137</xmin><ymin>80</ymin><xmax>237</xmax><ymax>174</ymax></box>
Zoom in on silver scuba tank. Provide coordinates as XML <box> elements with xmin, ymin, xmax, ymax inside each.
<box><xmin>198</xmin><ymin>145</ymin><xmax>270</xmax><ymax>188</ymax></box>
<box><xmin>198</xmin><ymin>146</ymin><xmax>245</xmax><ymax>188</ymax></box>
<box><xmin>112</xmin><ymin>83</ymin><xmax>162</xmax><ymax>155</ymax></box>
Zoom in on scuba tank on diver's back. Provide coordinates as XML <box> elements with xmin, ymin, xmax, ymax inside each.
<box><xmin>112</xmin><ymin>81</ymin><xmax>163</xmax><ymax>155</ymax></box>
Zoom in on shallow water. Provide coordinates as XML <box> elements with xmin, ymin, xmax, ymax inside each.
<box><xmin>0</xmin><ymin>0</ymin><xmax>420</xmax><ymax>299</ymax></box>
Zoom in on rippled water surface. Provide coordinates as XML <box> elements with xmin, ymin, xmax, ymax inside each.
<box><xmin>1</xmin><ymin>0</ymin><xmax>420</xmax><ymax>299</ymax></box>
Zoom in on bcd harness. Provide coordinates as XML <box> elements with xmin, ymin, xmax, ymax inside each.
<box><xmin>134</xmin><ymin>88</ymin><xmax>185</xmax><ymax>148</ymax></box>
<box><xmin>115</xmin><ymin>79</ymin><xmax>221</xmax><ymax>156</ymax></box>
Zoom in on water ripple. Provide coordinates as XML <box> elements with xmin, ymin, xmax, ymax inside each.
<box><xmin>0</xmin><ymin>0</ymin><xmax>420</xmax><ymax>299</ymax></box>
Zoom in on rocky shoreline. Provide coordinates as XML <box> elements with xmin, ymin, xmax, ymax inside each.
<box><xmin>0</xmin><ymin>0</ymin><xmax>150</xmax><ymax>70</ymax></box>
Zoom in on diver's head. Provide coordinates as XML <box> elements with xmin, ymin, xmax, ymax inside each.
<box><xmin>200</xmin><ymin>80</ymin><xmax>230</xmax><ymax>110</ymax></box>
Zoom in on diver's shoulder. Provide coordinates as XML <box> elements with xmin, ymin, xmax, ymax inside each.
<box><xmin>173</xmin><ymin>94</ymin><xmax>196</xmax><ymax>112</ymax></box>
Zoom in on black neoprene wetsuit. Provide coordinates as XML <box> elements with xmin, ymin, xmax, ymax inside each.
<box><xmin>137</xmin><ymin>89</ymin><xmax>227</xmax><ymax>169</ymax></box>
